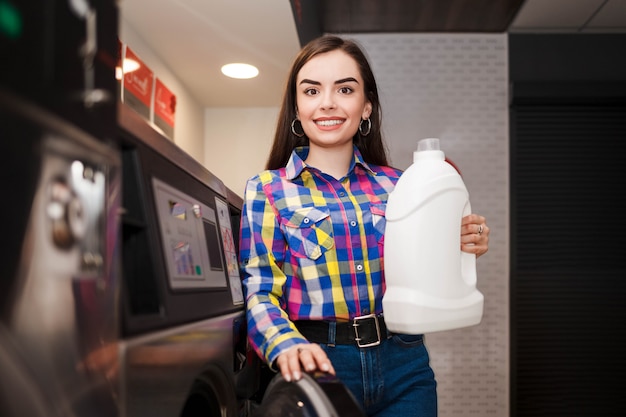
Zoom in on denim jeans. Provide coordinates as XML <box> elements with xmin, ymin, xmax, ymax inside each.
<box><xmin>321</xmin><ymin>333</ymin><xmax>437</xmax><ymax>417</ymax></box>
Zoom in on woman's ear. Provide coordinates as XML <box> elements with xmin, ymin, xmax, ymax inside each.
<box><xmin>363</xmin><ymin>102</ymin><xmax>372</xmax><ymax>119</ymax></box>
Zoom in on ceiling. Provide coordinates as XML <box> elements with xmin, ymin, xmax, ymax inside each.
<box><xmin>119</xmin><ymin>0</ymin><xmax>626</xmax><ymax>108</ymax></box>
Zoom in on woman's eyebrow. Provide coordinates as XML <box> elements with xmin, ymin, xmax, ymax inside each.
<box><xmin>335</xmin><ymin>77</ymin><xmax>359</xmax><ymax>84</ymax></box>
<box><xmin>298</xmin><ymin>77</ymin><xmax>359</xmax><ymax>86</ymax></box>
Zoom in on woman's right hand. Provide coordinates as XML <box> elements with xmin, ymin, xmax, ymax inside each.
<box><xmin>275</xmin><ymin>343</ymin><xmax>335</xmax><ymax>382</ymax></box>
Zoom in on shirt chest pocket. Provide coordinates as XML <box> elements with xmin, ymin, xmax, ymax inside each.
<box><xmin>281</xmin><ymin>207</ymin><xmax>334</xmax><ymax>260</ymax></box>
<box><xmin>370</xmin><ymin>203</ymin><xmax>387</xmax><ymax>243</ymax></box>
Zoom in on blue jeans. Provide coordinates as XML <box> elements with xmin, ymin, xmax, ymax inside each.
<box><xmin>321</xmin><ymin>333</ymin><xmax>437</xmax><ymax>417</ymax></box>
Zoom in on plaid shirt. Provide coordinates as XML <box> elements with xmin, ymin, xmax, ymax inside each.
<box><xmin>239</xmin><ymin>146</ymin><xmax>402</xmax><ymax>365</ymax></box>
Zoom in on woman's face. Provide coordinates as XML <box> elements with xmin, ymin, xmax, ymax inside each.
<box><xmin>295</xmin><ymin>50</ymin><xmax>372</xmax><ymax>149</ymax></box>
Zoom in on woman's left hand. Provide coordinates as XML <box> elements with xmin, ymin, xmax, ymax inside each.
<box><xmin>461</xmin><ymin>214</ymin><xmax>489</xmax><ymax>258</ymax></box>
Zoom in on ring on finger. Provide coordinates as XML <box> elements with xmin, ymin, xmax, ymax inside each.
<box><xmin>478</xmin><ymin>224</ymin><xmax>484</xmax><ymax>235</ymax></box>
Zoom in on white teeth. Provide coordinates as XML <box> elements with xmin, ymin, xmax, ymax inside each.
<box><xmin>316</xmin><ymin>119</ymin><xmax>343</xmax><ymax>126</ymax></box>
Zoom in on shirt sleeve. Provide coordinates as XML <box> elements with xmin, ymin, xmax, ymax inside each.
<box><xmin>239</xmin><ymin>175</ymin><xmax>308</xmax><ymax>367</ymax></box>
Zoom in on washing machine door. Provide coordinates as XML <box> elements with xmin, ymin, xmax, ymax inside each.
<box><xmin>254</xmin><ymin>372</ymin><xmax>365</xmax><ymax>417</ymax></box>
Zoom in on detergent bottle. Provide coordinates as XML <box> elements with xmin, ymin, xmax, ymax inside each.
<box><xmin>382</xmin><ymin>138</ymin><xmax>484</xmax><ymax>333</ymax></box>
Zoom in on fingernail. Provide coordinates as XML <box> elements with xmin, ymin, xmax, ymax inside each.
<box><xmin>293</xmin><ymin>371</ymin><xmax>301</xmax><ymax>381</ymax></box>
<box><xmin>321</xmin><ymin>363</ymin><xmax>330</xmax><ymax>372</ymax></box>
<box><xmin>284</xmin><ymin>374</ymin><xmax>291</xmax><ymax>382</ymax></box>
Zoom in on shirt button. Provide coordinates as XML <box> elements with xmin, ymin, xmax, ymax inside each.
<box><xmin>350</xmin><ymin>220</ymin><xmax>357</xmax><ymax>227</ymax></box>
<box><xmin>356</xmin><ymin>264</ymin><xmax>363</xmax><ymax>271</ymax></box>
<box><xmin>303</xmin><ymin>218</ymin><xmax>310</xmax><ymax>224</ymax></box>
<box><xmin>363</xmin><ymin>308</ymin><xmax>370</xmax><ymax>315</ymax></box>
<box><xmin>339</xmin><ymin>191</ymin><xmax>346</xmax><ymax>197</ymax></box>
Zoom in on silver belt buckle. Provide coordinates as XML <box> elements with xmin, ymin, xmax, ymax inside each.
<box><xmin>352</xmin><ymin>313</ymin><xmax>381</xmax><ymax>348</ymax></box>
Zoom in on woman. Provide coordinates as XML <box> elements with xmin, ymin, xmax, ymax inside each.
<box><xmin>239</xmin><ymin>35</ymin><xmax>490</xmax><ymax>417</ymax></box>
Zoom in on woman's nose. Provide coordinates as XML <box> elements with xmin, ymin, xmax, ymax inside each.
<box><xmin>320</xmin><ymin>92</ymin><xmax>336</xmax><ymax>109</ymax></box>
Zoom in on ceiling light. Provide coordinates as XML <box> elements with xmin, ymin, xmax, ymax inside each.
<box><xmin>221</xmin><ymin>63</ymin><xmax>259</xmax><ymax>79</ymax></box>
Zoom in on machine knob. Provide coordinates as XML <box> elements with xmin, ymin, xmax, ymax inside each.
<box><xmin>47</xmin><ymin>179</ymin><xmax>86</xmax><ymax>249</ymax></box>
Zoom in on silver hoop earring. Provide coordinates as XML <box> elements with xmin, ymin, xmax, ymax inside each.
<box><xmin>291</xmin><ymin>118</ymin><xmax>305</xmax><ymax>137</ymax></box>
<box><xmin>359</xmin><ymin>118</ymin><xmax>371</xmax><ymax>136</ymax></box>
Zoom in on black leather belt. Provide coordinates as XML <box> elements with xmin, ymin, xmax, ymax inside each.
<box><xmin>295</xmin><ymin>313</ymin><xmax>390</xmax><ymax>348</ymax></box>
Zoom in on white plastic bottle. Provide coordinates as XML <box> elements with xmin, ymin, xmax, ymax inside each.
<box><xmin>382</xmin><ymin>138</ymin><xmax>484</xmax><ymax>334</ymax></box>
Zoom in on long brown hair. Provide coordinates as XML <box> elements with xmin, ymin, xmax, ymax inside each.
<box><xmin>265</xmin><ymin>35</ymin><xmax>389</xmax><ymax>170</ymax></box>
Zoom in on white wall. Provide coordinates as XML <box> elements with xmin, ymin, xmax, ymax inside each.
<box><xmin>119</xmin><ymin>18</ymin><xmax>206</xmax><ymax>163</ymax></box>
<box><xmin>203</xmin><ymin>107</ymin><xmax>278</xmax><ymax>198</ymax></box>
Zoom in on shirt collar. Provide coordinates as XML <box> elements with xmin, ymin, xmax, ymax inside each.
<box><xmin>285</xmin><ymin>145</ymin><xmax>376</xmax><ymax>180</ymax></box>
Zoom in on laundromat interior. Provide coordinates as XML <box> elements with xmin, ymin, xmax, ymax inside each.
<box><xmin>1</xmin><ymin>1</ymin><xmax>625</xmax><ymax>416</ymax></box>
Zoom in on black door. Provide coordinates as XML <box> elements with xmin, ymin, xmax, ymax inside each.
<box><xmin>253</xmin><ymin>372</ymin><xmax>366</xmax><ymax>417</ymax></box>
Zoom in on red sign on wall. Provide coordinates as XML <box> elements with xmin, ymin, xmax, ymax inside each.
<box><xmin>123</xmin><ymin>47</ymin><xmax>153</xmax><ymax>107</ymax></box>
<box><xmin>154</xmin><ymin>78</ymin><xmax>176</xmax><ymax>128</ymax></box>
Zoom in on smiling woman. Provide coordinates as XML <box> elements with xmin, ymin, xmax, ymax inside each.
<box><xmin>239</xmin><ymin>35</ymin><xmax>491</xmax><ymax>417</ymax></box>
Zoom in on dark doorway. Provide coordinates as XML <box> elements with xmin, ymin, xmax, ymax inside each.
<box><xmin>510</xmin><ymin>84</ymin><xmax>626</xmax><ymax>416</ymax></box>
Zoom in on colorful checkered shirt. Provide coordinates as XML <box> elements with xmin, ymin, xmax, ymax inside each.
<box><xmin>239</xmin><ymin>146</ymin><xmax>402</xmax><ymax>366</ymax></box>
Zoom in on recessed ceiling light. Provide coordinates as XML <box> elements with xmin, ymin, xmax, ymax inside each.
<box><xmin>221</xmin><ymin>63</ymin><xmax>259</xmax><ymax>79</ymax></box>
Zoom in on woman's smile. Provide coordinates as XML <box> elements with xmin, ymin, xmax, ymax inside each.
<box><xmin>314</xmin><ymin>118</ymin><xmax>345</xmax><ymax>129</ymax></box>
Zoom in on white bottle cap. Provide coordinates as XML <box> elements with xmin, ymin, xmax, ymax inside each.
<box><xmin>417</xmin><ymin>138</ymin><xmax>440</xmax><ymax>152</ymax></box>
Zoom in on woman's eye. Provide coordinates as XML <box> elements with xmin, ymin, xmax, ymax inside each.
<box><xmin>304</xmin><ymin>88</ymin><xmax>318</xmax><ymax>96</ymax></box>
<box><xmin>338</xmin><ymin>86</ymin><xmax>353</xmax><ymax>94</ymax></box>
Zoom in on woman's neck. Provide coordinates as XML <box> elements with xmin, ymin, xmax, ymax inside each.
<box><xmin>305</xmin><ymin>142</ymin><xmax>353</xmax><ymax>180</ymax></box>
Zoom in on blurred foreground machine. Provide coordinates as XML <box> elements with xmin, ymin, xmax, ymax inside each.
<box><xmin>0</xmin><ymin>89</ymin><xmax>121</xmax><ymax>417</ymax></box>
